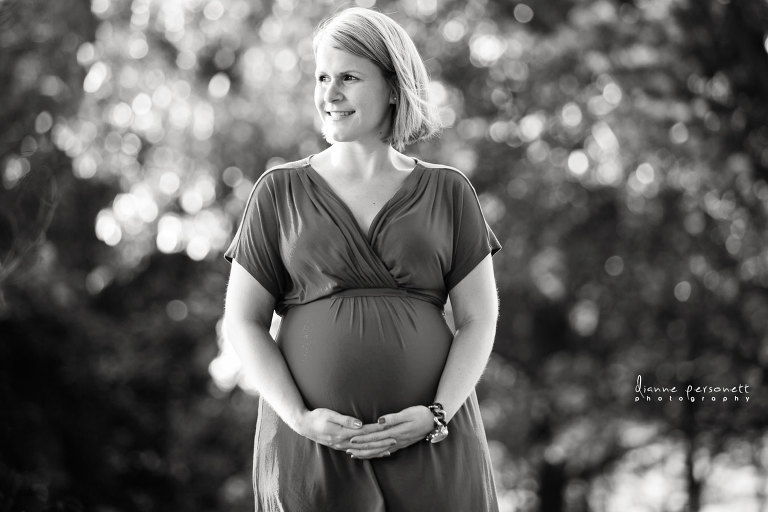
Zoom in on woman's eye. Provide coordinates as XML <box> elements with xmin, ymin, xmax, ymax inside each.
<box><xmin>315</xmin><ymin>75</ymin><xmax>357</xmax><ymax>83</ymax></box>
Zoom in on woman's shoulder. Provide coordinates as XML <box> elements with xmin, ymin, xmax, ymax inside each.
<box><xmin>416</xmin><ymin>159</ymin><xmax>478</xmax><ymax>190</ymax></box>
<box><xmin>263</xmin><ymin>157</ymin><xmax>310</xmax><ymax>177</ymax></box>
<box><xmin>253</xmin><ymin>157</ymin><xmax>310</xmax><ymax>187</ymax></box>
<box><xmin>240</xmin><ymin>159</ymin><xmax>310</xmax><ymax>208</ymax></box>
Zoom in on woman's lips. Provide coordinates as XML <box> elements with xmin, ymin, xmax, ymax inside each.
<box><xmin>326</xmin><ymin>111</ymin><xmax>354</xmax><ymax>120</ymax></box>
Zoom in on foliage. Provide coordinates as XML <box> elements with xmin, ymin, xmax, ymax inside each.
<box><xmin>1</xmin><ymin>0</ymin><xmax>767</xmax><ymax>511</ymax></box>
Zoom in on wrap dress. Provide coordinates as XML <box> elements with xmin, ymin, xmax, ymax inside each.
<box><xmin>224</xmin><ymin>156</ymin><xmax>502</xmax><ymax>512</ymax></box>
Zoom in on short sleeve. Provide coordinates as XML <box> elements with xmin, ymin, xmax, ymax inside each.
<box><xmin>224</xmin><ymin>173</ymin><xmax>287</xmax><ymax>300</ymax></box>
<box><xmin>444</xmin><ymin>173</ymin><xmax>502</xmax><ymax>291</ymax></box>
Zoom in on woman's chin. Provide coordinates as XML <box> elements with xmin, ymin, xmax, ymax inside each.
<box><xmin>325</xmin><ymin>134</ymin><xmax>358</xmax><ymax>146</ymax></box>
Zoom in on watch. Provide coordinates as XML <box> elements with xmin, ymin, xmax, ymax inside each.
<box><xmin>425</xmin><ymin>402</ymin><xmax>449</xmax><ymax>444</ymax></box>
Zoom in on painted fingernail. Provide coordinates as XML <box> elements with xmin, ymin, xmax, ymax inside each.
<box><xmin>353</xmin><ymin>420</ymin><xmax>362</xmax><ymax>428</ymax></box>
<box><xmin>383</xmin><ymin>451</ymin><xmax>391</xmax><ymax>457</ymax></box>
<box><xmin>378</xmin><ymin>417</ymin><xmax>386</xmax><ymax>424</ymax></box>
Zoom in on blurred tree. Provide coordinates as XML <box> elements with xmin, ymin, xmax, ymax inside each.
<box><xmin>462</xmin><ymin>0</ymin><xmax>768</xmax><ymax>510</ymax></box>
<box><xmin>2</xmin><ymin>0</ymin><xmax>768</xmax><ymax>511</ymax></box>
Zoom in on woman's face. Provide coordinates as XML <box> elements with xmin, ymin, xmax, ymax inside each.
<box><xmin>314</xmin><ymin>37</ymin><xmax>394</xmax><ymax>147</ymax></box>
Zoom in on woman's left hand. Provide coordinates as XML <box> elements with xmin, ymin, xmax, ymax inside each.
<box><xmin>345</xmin><ymin>405</ymin><xmax>434</xmax><ymax>459</ymax></box>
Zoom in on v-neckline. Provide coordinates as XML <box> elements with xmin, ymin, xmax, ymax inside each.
<box><xmin>304</xmin><ymin>156</ymin><xmax>423</xmax><ymax>243</ymax></box>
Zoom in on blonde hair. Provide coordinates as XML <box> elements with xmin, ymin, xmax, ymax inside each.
<box><xmin>313</xmin><ymin>7</ymin><xmax>441</xmax><ymax>151</ymax></box>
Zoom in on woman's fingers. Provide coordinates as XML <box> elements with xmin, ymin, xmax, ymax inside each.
<box><xmin>349</xmin><ymin>430</ymin><xmax>395</xmax><ymax>444</ymax></box>
<box><xmin>347</xmin><ymin>447</ymin><xmax>392</xmax><ymax>459</ymax></box>
<box><xmin>326</xmin><ymin>410</ymin><xmax>364</xmax><ymax>430</ymax></box>
<box><xmin>376</xmin><ymin>411</ymin><xmax>404</xmax><ymax>426</ymax></box>
<box><xmin>323</xmin><ymin>410</ymin><xmax>386</xmax><ymax>435</ymax></box>
<box><xmin>345</xmin><ymin>438</ymin><xmax>397</xmax><ymax>457</ymax></box>
<box><xmin>349</xmin><ymin>424</ymin><xmax>409</xmax><ymax>444</ymax></box>
<box><xmin>347</xmin><ymin>439</ymin><xmax>400</xmax><ymax>459</ymax></box>
<box><xmin>347</xmin><ymin>437</ymin><xmax>397</xmax><ymax>451</ymax></box>
<box><xmin>347</xmin><ymin>436</ymin><xmax>422</xmax><ymax>459</ymax></box>
<box><xmin>310</xmin><ymin>406</ymin><xmax>434</xmax><ymax>455</ymax></box>
<box><xmin>306</xmin><ymin>407</ymin><xmax>428</xmax><ymax>452</ymax></box>
<box><xmin>307</xmin><ymin>409</ymin><xmax>391</xmax><ymax>451</ymax></box>
<box><xmin>355</xmin><ymin>422</ymin><xmax>387</xmax><ymax>435</ymax></box>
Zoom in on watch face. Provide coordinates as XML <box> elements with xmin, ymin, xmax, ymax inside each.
<box><xmin>428</xmin><ymin>425</ymin><xmax>449</xmax><ymax>444</ymax></box>
<box><xmin>429</xmin><ymin>431</ymin><xmax>448</xmax><ymax>443</ymax></box>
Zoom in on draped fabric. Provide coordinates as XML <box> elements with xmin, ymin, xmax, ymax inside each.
<box><xmin>225</xmin><ymin>157</ymin><xmax>501</xmax><ymax>512</ymax></box>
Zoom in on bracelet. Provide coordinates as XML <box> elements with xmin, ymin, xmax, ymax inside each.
<box><xmin>425</xmin><ymin>402</ymin><xmax>449</xmax><ymax>444</ymax></box>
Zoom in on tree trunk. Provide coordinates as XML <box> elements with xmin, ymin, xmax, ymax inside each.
<box><xmin>539</xmin><ymin>460</ymin><xmax>566</xmax><ymax>512</ymax></box>
<box><xmin>684</xmin><ymin>406</ymin><xmax>701</xmax><ymax>512</ymax></box>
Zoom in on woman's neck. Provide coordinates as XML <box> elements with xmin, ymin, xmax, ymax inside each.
<box><xmin>319</xmin><ymin>142</ymin><xmax>411</xmax><ymax>180</ymax></box>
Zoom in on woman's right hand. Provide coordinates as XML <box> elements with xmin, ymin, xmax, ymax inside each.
<box><xmin>295</xmin><ymin>408</ymin><xmax>396</xmax><ymax>454</ymax></box>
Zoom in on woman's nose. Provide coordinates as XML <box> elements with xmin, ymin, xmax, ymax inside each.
<box><xmin>323</xmin><ymin>80</ymin><xmax>342</xmax><ymax>102</ymax></box>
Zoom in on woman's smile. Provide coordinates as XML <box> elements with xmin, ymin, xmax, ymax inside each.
<box><xmin>314</xmin><ymin>39</ymin><xmax>393</xmax><ymax>145</ymax></box>
<box><xmin>326</xmin><ymin>110</ymin><xmax>355</xmax><ymax>121</ymax></box>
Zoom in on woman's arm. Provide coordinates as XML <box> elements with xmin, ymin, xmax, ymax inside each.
<box><xmin>224</xmin><ymin>260</ymin><xmax>392</xmax><ymax>451</ymax></box>
<box><xmin>224</xmin><ymin>260</ymin><xmax>308</xmax><ymax>429</ymax></box>
<box><xmin>347</xmin><ymin>254</ymin><xmax>498</xmax><ymax>457</ymax></box>
<box><xmin>434</xmin><ymin>252</ymin><xmax>498</xmax><ymax>421</ymax></box>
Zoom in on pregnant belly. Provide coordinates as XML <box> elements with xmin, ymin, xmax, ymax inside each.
<box><xmin>276</xmin><ymin>295</ymin><xmax>453</xmax><ymax>423</ymax></box>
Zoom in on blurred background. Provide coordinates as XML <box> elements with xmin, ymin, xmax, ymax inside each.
<box><xmin>1</xmin><ymin>0</ymin><xmax>767</xmax><ymax>510</ymax></box>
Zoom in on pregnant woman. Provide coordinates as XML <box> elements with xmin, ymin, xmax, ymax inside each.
<box><xmin>223</xmin><ymin>7</ymin><xmax>501</xmax><ymax>511</ymax></box>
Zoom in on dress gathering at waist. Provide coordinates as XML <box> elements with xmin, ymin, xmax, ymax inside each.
<box><xmin>328</xmin><ymin>287</ymin><xmax>445</xmax><ymax>308</ymax></box>
<box><xmin>278</xmin><ymin>286</ymin><xmax>446</xmax><ymax>315</ymax></box>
